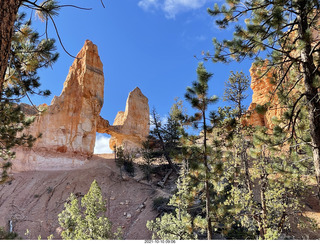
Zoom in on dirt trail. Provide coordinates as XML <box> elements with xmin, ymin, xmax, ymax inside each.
<box><xmin>0</xmin><ymin>154</ymin><xmax>160</xmax><ymax>240</ymax></box>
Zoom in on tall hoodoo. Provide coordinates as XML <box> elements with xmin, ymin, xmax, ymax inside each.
<box><xmin>27</xmin><ymin>40</ymin><xmax>104</xmax><ymax>155</ymax></box>
<box><xmin>97</xmin><ymin>87</ymin><xmax>150</xmax><ymax>151</ymax></box>
<box><xmin>12</xmin><ymin>40</ymin><xmax>105</xmax><ymax>171</ymax></box>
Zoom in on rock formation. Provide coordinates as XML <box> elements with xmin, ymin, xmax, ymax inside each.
<box><xmin>33</xmin><ymin>40</ymin><xmax>104</xmax><ymax>155</ymax></box>
<box><xmin>12</xmin><ymin>40</ymin><xmax>104</xmax><ymax>171</ymax></box>
<box><xmin>242</xmin><ymin>60</ymin><xmax>284</xmax><ymax>128</ymax></box>
<box><xmin>243</xmin><ymin>18</ymin><xmax>320</xmax><ymax>129</ymax></box>
<box><xmin>11</xmin><ymin>40</ymin><xmax>150</xmax><ymax>171</ymax></box>
<box><xmin>97</xmin><ymin>87</ymin><xmax>150</xmax><ymax>151</ymax></box>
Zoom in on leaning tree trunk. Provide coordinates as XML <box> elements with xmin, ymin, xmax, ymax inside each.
<box><xmin>297</xmin><ymin>6</ymin><xmax>320</xmax><ymax>199</ymax></box>
<box><xmin>0</xmin><ymin>0</ymin><xmax>22</xmax><ymax>97</ymax></box>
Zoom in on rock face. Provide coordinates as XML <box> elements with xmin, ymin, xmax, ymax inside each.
<box><xmin>11</xmin><ymin>40</ymin><xmax>150</xmax><ymax>171</ymax></box>
<box><xmin>35</xmin><ymin>40</ymin><xmax>104</xmax><ymax>155</ymax></box>
<box><xmin>13</xmin><ymin>40</ymin><xmax>104</xmax><ymax>171</ymax></box>
<box><xmin>243</xmin><ymin>61</ymin><xmax>284</xmax><ymax>128</ymax></box>
<box><xmin>97</xmin><ymin>87</ymin><xmax>150</xmax><ymax>151</ymax></box>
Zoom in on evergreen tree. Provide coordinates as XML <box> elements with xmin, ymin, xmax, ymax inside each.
<box><xmin>184</xmin><ymin>62</ymin><xmax>218</xmax><ymax>240</ymax></box>
<box><xmin>58</xmin><ymin>180</ymin><xmax>121</xmax><ymax>240</ymax></box>
<box><xmin>220</xmin><ymin>70</ymin><xmax>313</xmax><ymax>239</ymax></box>
<box><xmin>0</xmin><ymin>0</ymin><xmax>61</xmax><ymax>93</ymax></box>
<box><xmin>150</xmin><ymin>108</ymin><xmax>179</xmax><ymax>173</ymax></box>
<box><xmin>244</xmin><ymin>125</ymin><xmax>309</xmax><ymax>239</ymax></box>
<box><xmin>115</xmin><ymin>146</ymin><xmax>135</xmax><ymax>178</ymax></box>
<box><xmin>0</xmin><ymin>0</ymin><xmax>101</xmax><ymax>182</ymax></box>
<box><xmin>223</xmin><ymin>71</ymin><xmax>250</xmax><ymax>119</ymax></box>
<box><xmin>0</xmin><ymin>13</ymin><xmax>58</xmax><ymax>182</ymax></box>
<box><xmin>140</xmin><ymin>136</ymin><xmax>157</xmax><ymax>182</ymax></box>
<box><xmin>223</xmin><ymin>71</ymin><xmax>253</xmax><ymax>191</ymax></box>
<box><xmin>208</xmin><ymin>0</ymin><xmax>320</xmax><ymax>198</ymax></box>
<box><xmin>146</xmin><ymin>167</ymin><xmax>197</xmax><ymax>240</ymax></box>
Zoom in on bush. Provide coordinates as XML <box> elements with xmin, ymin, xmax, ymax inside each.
<box><xmin>115</xmin><ymin>147</ymin><xmax>135</xmax><ymax>177</ymax></box>
<box><xmin>152</xmin><ymin>197</ymin><xmax>172</xmax><ymax>213</ymax></box>
<box><xmin>0</xmin><ymin>227</ymin><xmax>20</xmax><ymax>240</ymax></box>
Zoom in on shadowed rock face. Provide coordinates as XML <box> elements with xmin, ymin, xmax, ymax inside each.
<box><xmin>11</xmin><ymin>40</ymin><xmax>149</xmax><ymax>171</ymax></box>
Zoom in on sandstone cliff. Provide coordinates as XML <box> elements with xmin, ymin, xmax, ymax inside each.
<box><xmin>243</xmin><ymin>60</ymin><xmax>285</xmax><ymax>129</ymax></box>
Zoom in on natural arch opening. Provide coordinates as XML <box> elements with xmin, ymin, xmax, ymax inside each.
<box><xmin>93</xmin><ymin>133</ymin><xmax>114</xmax><ymax>154</ymax></box>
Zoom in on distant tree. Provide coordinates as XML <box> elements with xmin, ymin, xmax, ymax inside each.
<box><xmin>115</xmin><ymin>146</ymin><xmax>135</xmax><ymax>178</ymax></box>
<box><xmin>150</xmin><ymin>108</ymin><xmax>179</xmax><ymax>173</ymax></box>
<box><xmin>58</xmin><ymin>180</ymin><xmax>121</xmax><ymax>240</ymax></box>
<box><xmin>223</xmin><ymin>71</ymin><xmax>250</xmax><ymax>119</ymax></box>
<box><xmin>207</xmin><ymin>0</ymin><xmax>320</xmax><ymax>198</ymax></box>
<box><xmin>140</xmin><ymin>137</ymin><xmax>156</xmax><ymax>182</ymax></box>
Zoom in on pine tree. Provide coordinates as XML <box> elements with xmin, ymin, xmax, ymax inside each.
<box><xmin>58</xmin><ymin>180</ymin><xmax>121</xmax><ymax>240</ymax></box>
<box><xmin>150</xmin><ymin>108</ymin><xmax>179</xmax><ymax>173</ymax></box>
<box><xmin>184</xmin><ymin>62</ymin><xmax>218</xmax><ymax>240</ymax></box>
<box><xmin>0</xmin><ymin>13</ymin><xmax>58</xmax><ymax>182</ymax></box>
<box><xmin>220</xmin><ymin>69</ymin><xmax>313</xmax><ymax>239</ymax></box>
<box><xmin>140</xmin><ymin>137</ymin><xmax>156</xmax><ymax>181</ymax></box>
<box><xmin>208</xmin><ymin>0</ymin><xmax>320</xmax><ymax>198</ymax></box>
<box><xmin>223</xmin><ymin>71</ymin><xmax>250</xmax><ymax>119</ymax></box>
<box><xmin>0</xmin><ymin>0</ymin><xmax>102</xmax><ymax>181</ymax></box>
<box><xmin>223</xmin><ymin>71</ymin><xmax>253</xmax><ymax>191</ymax></box>
<box><xmin>146</xmin><ymin>167</ymin><xmax>197</xmax><ymax>240</ymax></box>
<box><xmin>0</xmin><ymin>0</ymin><xmax>61</xmax><ymax>94</ymax></box>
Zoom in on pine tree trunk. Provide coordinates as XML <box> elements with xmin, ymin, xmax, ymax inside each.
<box><xmin>297</xmin><ymin>6</ymin><xmax>320</xmax><ymax>199</ymax></box>
<box><xmin>203</xmin><ymin>110</ymin><xmax>213</xmax><ymax>240</ymax></box>
<box><xmin>242</xmin><ymin>142</ymin><xmax>252</xmax><ymax>191</ymax></box>
<box><xmin>260</xmin><ymin>170</ymin><xmax>268</xmax><ymax>240</ymax></box>
<box><xmin>0</xmin><ymin>0</ymin><xmax>22</xmax><ymax>96</ymax></box>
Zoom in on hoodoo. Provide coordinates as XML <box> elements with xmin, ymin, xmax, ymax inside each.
<box><xmin>97</xmin><ymin>87</ymin><xmax>150</xmax><ymax>151</ymax></box>
<box><xmin>11</xmin><ymin>40</ymin><xmax>149</xmax><ymax>171</ymax></box>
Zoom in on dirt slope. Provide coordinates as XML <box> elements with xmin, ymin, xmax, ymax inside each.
<box><xmin>0</xmin><ymin>154</ymin><xmax>162</xmax><ymax>240</ymax></box>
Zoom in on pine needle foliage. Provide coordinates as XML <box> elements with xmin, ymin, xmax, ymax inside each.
<box><xmin>58</xmin><ymin>180</ymin><xmax>122</xmax><ymax>240</ymax></box>
<box><xmin>207</xmin><ymin>0</ymin><xmax>320</xmax><ymax>198</ymax></box>
<box><xmin>147</xmin><ymin>167</ymin><xmax>197</xmax><ymax>240</ymax></box>
<box><xmin>0</xmin><ymin>12</ymin><xmax>58</xmax><ymax>182</ymax></box>
<box><xmin>184</xmin><ymin>63</ymin><xmax>219</xmax><ymax>240</ymax></box>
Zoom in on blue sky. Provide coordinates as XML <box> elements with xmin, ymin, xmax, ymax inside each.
<box><xmin>21</xmin><ymin>0</ymin><xmax>253</xmax><ymax>153</ymax></box>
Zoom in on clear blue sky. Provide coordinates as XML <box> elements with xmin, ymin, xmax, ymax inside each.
<box><xmin>21</xmin><ymin>0</ymin><xmax>254</xmax><ymax>153</ymax></box>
